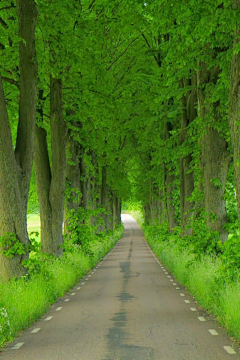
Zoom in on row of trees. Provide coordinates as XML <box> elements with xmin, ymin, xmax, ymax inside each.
<box><xmin>0</xmin><ymin>0</ymin><xmax>145</xmax><ymax>280</ymax></box>
<box><xmin>132</xmin><ymin>1</ymin><xmax>240</xmax><ymax>253</ymax></box>
<box><xmin>1</xmin><ymin>0</ymin><xmax>240</xmax><ymax>280</ymax></box>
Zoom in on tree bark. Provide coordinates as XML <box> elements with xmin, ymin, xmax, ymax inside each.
<box><xmin>164</xmin><ymin>170</ymin><xmax>178</xmax><ymax>232</ymax></box>
<box><xmin>198</xmin><ymin>63</ymin><xmax>230</xmax><ymax>242</ymax></box>
<box><xmin>0</xmin><ymin>0</ymin><xmax>38</xmax><ymax>280</ymax></box>
<box><xmin>228</xmin><ymin>12</ymin><xmax>240</xmax><ymax>223</ymax></box>
<box><xmin>179</xmin><ymin>76</ymin><xmax>197</xmax><ymax>236</ymax></box>
<box><xmin>35</xmin><ymin>78</ymin><xmax>68</xmax><ymax>255</ymax></box>
<box><xmin>50</xmin><ymin>77</ymin><xmax>68</xmax><ymax>255</ymax></box>
<box><xmin>164</xmin><ymin>123</ymin><xmax>178</xmax><ymax>232</ymax></box>
<box><xmin>35</xmin><ymin>124</ymin><xmax>53</xmax><ymax>253</ymax></box>
<box><xmin>14</xmin><ymin>0</ymin><xmax>38</xmax><ymax>212</ymax></box>
<box><xmin>201</xmin><ymin>127</ymin><xmax>230</xmax><ymax>242</ymax></box>
<box><xmin>79</xmin><ymin>147</ymin><xmax>91</xmax><ymax>211</ymax></box>
<box><xmin>0</xmin><ymin>76</ymin><xmax>27</xmax><ymax>280</ymax></box>
<box><xmin>65</xmin><ymin>139</ymin><xmax>81</xmax><ymax>228</ymax></box>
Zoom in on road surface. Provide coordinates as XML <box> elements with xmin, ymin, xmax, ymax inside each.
<box><xmin>1</xmin><ymin>214</ymin><xmax>239</xmax><ymax>359</ymax></box>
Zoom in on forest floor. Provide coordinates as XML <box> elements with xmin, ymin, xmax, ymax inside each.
<box><xmin>1</xmin><ymin>215</ymin><xmax>239</xmax><ymax>360</ymax></box>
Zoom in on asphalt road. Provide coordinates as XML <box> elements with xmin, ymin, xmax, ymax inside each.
<box><xmin>1</xmin><ymin>214</ymin><xmax>240</xmax><ymax>360</ymax></box>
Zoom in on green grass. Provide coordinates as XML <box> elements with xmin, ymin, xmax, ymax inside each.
<box><xmin>27</xmin><ymin>214</ymin><xmax>40</xmax><ymax>244</ymax></box>
<box><xmin>0</xmin><ymin>226</ymin><xmax>124</xmax><ymax>348</ymax></box>
<box><xmin>27</xmin><ymin>213</ymin><xmax>40</xmax><ymax>233</ymax></box>
<box><xmin>133</xmin><ymin>218</ymin><xmax>240</xmax><ymax>344</ymax></box>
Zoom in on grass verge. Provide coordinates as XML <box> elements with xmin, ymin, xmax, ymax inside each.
<box><xmin>131</xmin><ymin>214</ymin><xmax>240</xmax><ymax>344</ymax></box>
<box><xmin>0</xmin><ymin>226</ymin><xmax>124</xmax><ymax>348</ymax></box>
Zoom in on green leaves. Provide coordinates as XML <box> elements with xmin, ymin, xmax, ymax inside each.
<box><xmin>0</xmin><ymin>233</ymin><xmax>25</xmax><ymax>259</ymax></box>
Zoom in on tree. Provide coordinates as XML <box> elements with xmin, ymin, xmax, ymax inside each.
<box><xmin>0</xmin><ymin>0</ymin><xmax>38</xmax><ymax>280</ymax></box>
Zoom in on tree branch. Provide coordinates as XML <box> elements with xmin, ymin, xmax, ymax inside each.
<box><xmin>2</xmin><ymin>76</ymin><xmax>19</xmax><ymax>89</ymax></box>
<box><xmin>0</xmin><ymin>17</ymin><xmax>8</xmax><ymax>29</ymax></box>
<box><xmin>88</xmin><ymin>0</ymin><xmax>95</xmax><ymax>10</ymax></box>
<box><xmin>0</xmin><ymin>5</ymin><xmax>16</xmax><ymax>11</ymax></box>
<box><xmin>142</xmin><ymin>33</ymin><xmax>161</xmax><ymax>67</ymax></box>
<box><xmin>107</xmin><ymin>33</ymin><xmax>143</xmax><ymax>71</ymax></box>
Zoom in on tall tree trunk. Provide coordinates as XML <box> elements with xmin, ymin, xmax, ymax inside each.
<box><xmin>35</xmin><ymin>125</ymin><xmax>53</xmax><ymax>253</ymax></box>
<box><xmin>49</xmin><ymin>77</ymin><xmax>68</xmax><ymax>255</ymax></box>
<box><xmin>35</xmin><ymin>78</ymin><xmax>68</xmax><ymax>255</ymax></box>
<box><xmin>0</xmin><ymin>77</ymin><xmax>28</xmax><ymax>280</ymax></box>
<box><xmin>79</xmin><ymin>147</ymin><xmax>90</xmax><ymax>211</ymax></box>
<box><xmin>106</xmin><ymin>195</ymin><xmax>114</xmax><ymax>232</ymax></box>
<box><xmin>0</xmin><ymin>0</ymin><xmax>38</xmax><ymax>280</ymax></box>
<box><xmin>164</xmin><ymin>170</ymin><xmax>178</xmax><ymax>232</ymax></box>
<box><xmin>198</xmin><ymin>63</ymin><xmax>230</xmax><ymax>242</ymax></box>
<box><xmin>179</xmin><ymin>76</ymin><xmax>197</xmax><ymax>236</ymax></box>
<box><xmin>164</xmin><ymin>123</ymin><xmax>178</xmax><ymax>233</ymax></box>
<box><xmin>114</xmin><ymin>197</ymin><xmax>122</xmax><ymax>228</ymax></box>
<box><xmin>100</xmin><ymin>166</ymin><xmax>108</xmax><ymax>230</ymax></box>
<box><xmin>65</xmin><ymin>139</ymin><xmax>81</xmax><ymax>229</ymax></box>
<box><xmin>228</xmin><ymin>10</ymin><xmax>240</xmax><ymax>223</ymax></box>
<box><xmin>201</xmin><ymin>127</ymin><xmax>230</xmax><ymax>242</ymax></box>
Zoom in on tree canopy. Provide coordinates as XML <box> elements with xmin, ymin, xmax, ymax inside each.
<box><xmin>1</xmin><ymin>0</ymin><xmax>240</xmax><ymax>280</ymax></box>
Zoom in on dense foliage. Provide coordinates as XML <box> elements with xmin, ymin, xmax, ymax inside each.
<box><xmin>0</xmin><ymin>0</ymin><xmax>240</xmax><ymax>281</ymax></box>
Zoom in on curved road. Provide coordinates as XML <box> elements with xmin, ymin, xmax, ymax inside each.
<box><xmin>1</xmin><ymin>215</ymin><xmax>240</xmax><ymax>359</ymax></box>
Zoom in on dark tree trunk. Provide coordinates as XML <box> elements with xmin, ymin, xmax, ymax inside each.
<box><xmin>228</xmin><ymin>12</ymin><xmax>240</xmax><ymax>224</ymax></box>
<box><xmin>79</xmin><ymin>147</ymin><xmax>91</xmax><ymax>211</ymax></box>
<box><xmin>164</xmin><ymin>170</ymin><xmax>178</xmax><ymax>232</ymax></box>
<box><xmin>0</xmin><ymin>77</ymin><xmax>28</xmax><ymax>280</ymax></box>
<box><xmin>35</xmin><ymin>78</ymin><xmax>68</xmax><ymax>255</ymax></box>
<box><xmin>179</xmin><ymin>76</ymin><xmax>197</xmax><ymax>236</ymax></box>
<box><xmin>201</xmin><ymin>127</ymin><xmax>230</xmax><ymax>242</ymax></box>
<box><xmin>106</xmin><ymin>195</ymin><xmax>114</xmax><ymax>232</ymax></box>
<box><xmin>35</xmin><ymin>124</ymin><xmax>53</xmax><ymax>253</ymax></box>
<box><xmin>100</xmin><ymin>166</ymin><xmax>108</xmax><ymax>230</ymax></box>
<box><xmin>49</xmin><ymin>77</ymin><xmax>68</xmax><ymax>254</ymax></box>
<box><xmin>65</xmin><ymin>139</ymin><xmax>81</xmax><ymax>224</ymax></box>
<box><xmin>164</xmin><ymin>123</ymin><xmax>178</xmax><ymax>233</ymax></box>
<box><xmin>198</xmin><ymin>63</ymin><xmax>230</xmax><ymax>242</ymax></box>
<box><xmin>0</xmin><ymin>0</ymin><xmax>38</xmax><ymax>280</ymax></box>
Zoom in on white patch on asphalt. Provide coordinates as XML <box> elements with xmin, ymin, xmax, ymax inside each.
<box><xmin>223</xmin><ymin>346</ymin><xmax>236</xmax><ymax>354</ymax></box>
<box><xmin>88</xmin><ymin>275</ymin><xmax>91</xmax><ymax>277</ymax></box>
<box><xmin>12</xmin><ymin>343</ymin><xmax>24</xmax><ymax>350</ymax></box>
<box><xmin>198</xmin><ymin>317</ymin><xmax>206</xmax><ymax>322</ymax></box>
<box><xmin>71</xmin><ymin>293</ymin><xmax>76</xmax><ymax>296</ymax></box>
<box><xmin>180</xmin><ymin>293</ymin><xmax>185</xmax><ymax>296</ymax></box>
<box><xmin>56</xmin><ymin>307</ymin><xmax>62</xmax><ymax>311</ymax></box>
<box><xmin>170</xmin><ymin>279</ymin><xmax>174</xmax><ymax>282</ymax></box>
<box><xmin>81</xmin><ymin>282</ymin><xmax>85</xmax><ymax>285</ymax></box>
<box><xmin>64</xmin><ymin>299</ymin><xmax>70</xmax><ymax>302</ymax></box>
<box><xmin>77</xmin><ymin>287</ymin><xmax>81</xmax><ymax>290</ymax></box>
<box><xmin>167</xmin><ymin>276</ymin><xmax>171</xmax><ymax>278</ymax></box>
<box><xmin>209</xmin><ymin>329</ymin><xmax>219</xmax><ymax>336</ymax></box>
<box><xmin>190</xmin><ymin>308</ymin><xmax>197</xmax><ymax>312</ymax></box>
<box><xmin>184</xmin><ymin>300</ymin><xmax>190</xmax><ymax>304</ymax></box>
<box><xmin>176</xmin><ymin>287</ymin><xmax>180</xmax><ymax>289</ymax></box>
<box><xmin>173</xmin><ymin>283</ymin><xmax>177</xmax><ymax>285</ymax></box>
<box><xmin>31</xmin><ymin>328</ymin><xmax>41</xmax><ymax>334</ymax></box>
<box><xmin>45</xmin><ymin>316</ymin><xmax>53</xmax><ymax>321</ymax></box>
